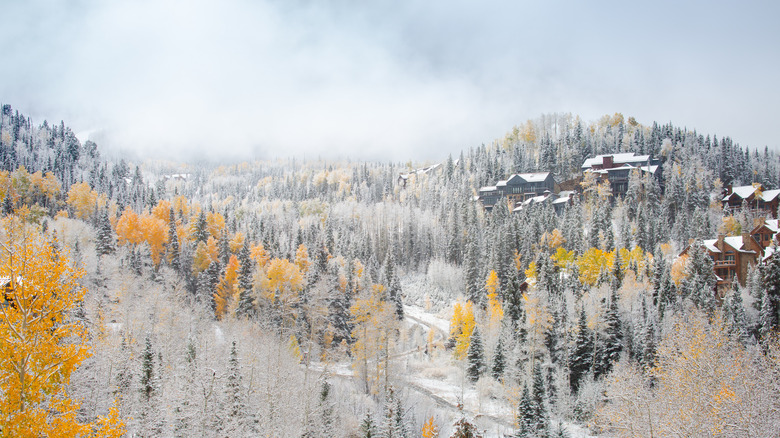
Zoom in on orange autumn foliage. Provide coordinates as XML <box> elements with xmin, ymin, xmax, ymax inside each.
<box><xmin>0</xmin><ymin>216</ymin><xmax>125</xmax><ymax>437</ymax></box>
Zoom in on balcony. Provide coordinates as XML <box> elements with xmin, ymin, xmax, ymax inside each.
<box><xmin>714</xmin><ymin>260</ymin><xmax>735</xmax><ymax>267</ymax></box>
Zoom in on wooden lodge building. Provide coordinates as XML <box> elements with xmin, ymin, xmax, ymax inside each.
<box><xmin>722</xmin><ymin>184</ymin><xmax>780</xmax><ymax>217</ymax></box>
<box><xmin>477</xmin><ymin>172</ymin><xmax>555</xmax><ymax>211</ymax></box>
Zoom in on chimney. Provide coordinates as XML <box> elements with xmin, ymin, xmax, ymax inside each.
<box><xmin>717</xmin><ymin>233</ymin><xmax>725</xmax><ymax>251</ymax></box>
<box><xmin>603</xmin><ymin>155</ymin><xmax>614</xmax><ymax>169</ymax></box>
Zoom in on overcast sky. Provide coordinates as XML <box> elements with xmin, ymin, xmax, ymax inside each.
<box><xmin>1</xmin><ymin>0</ymin><xmax>777</xmax><ymax>162</ymax></box>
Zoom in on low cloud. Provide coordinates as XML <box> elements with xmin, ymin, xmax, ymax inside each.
<box><xmin>1</xmin><ymin>0</ymin><xmax>778</xmax><ymax>162</ymax></box>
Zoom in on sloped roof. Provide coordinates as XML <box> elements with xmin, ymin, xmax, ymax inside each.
<box><xmin>724</xmin><ymin>185</ymin><xmax>759</xmax><ymax>201</ymax></box>
<box><xmin>702</xmin><ymin>239</ymin><xmax>721</xmax><ymax>253</ymax></box>
<box><xmin>765</xmin><ymin>219</ymin><xmax>780</xmax><ymax>233</ymax></box>
<box><xmin>582</xmin><ymin>153</ymin><xmax>651</xmax><ymax>169</ymax></box>
<box><xmin>762</xmin><ymin>189</ymin><xmax>780</xmax><ymax>202</ymax></box>
<box><xmin>478</xmin><ymin>186</ymin><xmax>497</xmax><ymax>193</ymax></box>
<box><xmin>518</xmin><ymin>172</ymin><xmax>551</xmax><ymax>183</ymax></box>
<box><xmin>724</xmin><ymin>236</ymin><xmax>757</xmax><ymax>254</ymax></box>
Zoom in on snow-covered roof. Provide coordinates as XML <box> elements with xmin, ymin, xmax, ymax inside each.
<box><xmin>640</xmin><ymin>165</ymin><xmax>659</xmax><ymax>174</ymax></box>
<box><xmin>518</xmin><ymin>172</ymin><xmax>550</xmax><ymax>182</ymax></box>
<box><xmin>724</xmin><ymin>236</ymin><xmax>756</xmax><ymax>253</ymax></box>
<box><xmin>702</xmin><ymin>239</ymin><xmax>721</xmax><ymax>253</ymax></box>
<box><xmin>762</xmin><ymin>189</ymin><xmax>780</xmax><ymax>202</ymax></box>
<box><xmin>479</xmin><ymin>186</ymin><xmax>497</xmax><ymax>193</ymax></box>
<box><xmin>496</xmin><ymin>180</ymin><xmax>507</xmax><ymax>187</ymax></box>
<box><xmin>724</xmin><ymin>185</ymin><xmax>759</xmax><ymax>201</ymax></box>
<box><xmin>582</xmin><ymin>153</ymin><xmax>651</xmax><ymax>169</ymax></box>
<box><xmin>553</xmin><ymin>196</ymin><xmax>570</xmax><ymax>205</ymax></box>
<box><xmin>765</xmin><ymin>219</ymin><xmax>780</xmax><ymax>233</ymax></box>
<box><xmin>764</xmin><ymin>246</ymin><xmax>776</xmax><ymax>262</ymax></box>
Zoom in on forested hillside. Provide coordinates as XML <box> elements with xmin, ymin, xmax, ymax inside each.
<box><xmin>1</xmin><ymin>105</ymin><xmax>779</xmax><ymax>437</ymax></box>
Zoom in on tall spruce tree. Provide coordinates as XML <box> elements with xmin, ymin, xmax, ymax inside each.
<box><xmin>466</xmin><ymin>326</ymin><xmax>486</xmax><ymax>382</ymax></box>
<box><xmin>569</xmin><ymin>307</ymin><xmax>593</xmax><ymax>394</ymax></box>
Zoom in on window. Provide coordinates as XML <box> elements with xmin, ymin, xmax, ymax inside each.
<box><xmin>725</xmin><ymin>252</ymin><xmax>735</xmax><ymax>262</ymax></box>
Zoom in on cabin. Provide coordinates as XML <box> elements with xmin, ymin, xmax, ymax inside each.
<box><xmin>581</xmin><ymin>153</ymin><xmax>660</xmax><ymax>197</ymax></box>
<box><xmin>477</xmin><ymin>172</ymin><xmax>555</xmax><ymax>210</ymax></box>
<box><xmin>681</xmin><ymin>233</ymin><xmax>761</xmax><ymax>291</ymax></box>
<box><xmin>722</xmin><ymin>184</ymin><xmax>780</xmax><ymax>217</ymax></box>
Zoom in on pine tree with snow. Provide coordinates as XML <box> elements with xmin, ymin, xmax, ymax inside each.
<box><xmin>531</xmin><ymin>362</ymin><xmax>549</xmax><ymax>436</ymax></box>
<box><xmin>466</xmin><ymin>326</ymin><xmax>486</xmax><ymax>382</ymax></box>
<box><xmin>464</xmin><ymin>232</ymin><xmax>482</xmax><ymax>306</ymax></box>
<box><xmin>361</xmin><ymin>412</ymin><xmax>377</xmax><ymax>438</ymax></box>
<box><xmin>381</xmin><ymin>386</ymin><xmax>407</xmax><ymax>438</ymax></box>
<box><xmin>491</xmin><ymin>335</ymin><xmax>506</xmax><ymax>380</ymax></box>
<box><xmin>599</xmin><ymin>287</ymin><xmax>623</xmax><ymax>377</ymax></box>
<box><xmin>683</xmin><ymin>240</ymin><xmax>717</xmax><ymax>311</ymax></box>
<box><xmin>450</xmin><ymin>416</ymin><xmax>482</xmax><ymax>438</ymax></box>
<box><xmin>140</xmin><ymin>334</ymin><xmax>155</xmax><ymax>401</ymax></box>
<box><xmin>761</xmin><ymin>253</ymin><xmax>780</xmax><ymax>333</ymax></box>
<box><xmin>515</xmin><ymin>384</ymin><xmax>534</xmax><ymax>438</ymax></box>
<box><xmin>569</xmin><ymin>307</ymin><xmax>593</xmax><ymax>394</ymax></box>
<box><xmin>95</xmin><ymin>209</ymin><xmax>115</xmax><ymax>256</ymax></box>
<box><xmin>167</xmin><ymin>207</ymin><xmax>180</xmax><ymax>271</ymax></box>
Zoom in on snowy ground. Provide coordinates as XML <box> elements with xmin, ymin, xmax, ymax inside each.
<box><xmin>309</xmin><ymin>300</ymin><xmax>598</xmax><ymax>437</ymax></box>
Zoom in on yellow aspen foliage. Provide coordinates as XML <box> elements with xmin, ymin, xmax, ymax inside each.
<box><xmin>577</xmin><ymin>248</ymin><xmax>615</xmax><ymax>286</ymax></box>
<box><xmin>115</xmin><ymin>207</ymin><xmax>143</xmax><ymax>246</ymax></box>
<box><xmin>173</xmin><ymin>195</ymin><xmax>190</xmax><ymax>218</ymax></box>
<box><xmin>721</xmin><ymin>216</ymin><xmax>741</xmax><ymax>236</ymax></box>
<box><xmin>214</xmin><ymin>255</ymin><xmax>240</xmax><ymax>319</ymax></box>
<box><xmin>524</xmin><ymin>261</ymin><xmax>538</xmax><ymax>285</ymax></box>
<box><xmin>451</xmin><ymin>301</ymin><xmax>476</xmax><ymax>360</ymax></box>
<box><xmin>206</xmin><ymin>211</ymin><xmax>225</xmax><ymax>238</ymax></box>
<box><xmin>514</xmin><ymin>250</ymin><xmax>523</xmax><ymax>272</ymax></box>
<box><xmin>551</xmin><ymin>247</ymin><xmax>576</xmax><ymax>270</ymax></box>
<box><xmin>151</xmin><ymin>199</ymin><xmax>172</xmax><ymax>224</ymax></box>
<box><xmin>671</xmin><ymin>254</ymin><xmax>689</xmax><ymax>286</ymax></box>
<box><xmin>421</xmin><ymin>415</ymin><xmax>440</xmax><ymax>438</ymax></box>
<box><xmin>139</xmin><ymin>213</ymin><xmax>168</xmax><ymax>267</ymax></box>
<box><xmin>229</xmin><ymin>232</ymin><xmax>245</xmax><ymax>253</ymax></box>
<box><xmin>0</xmin><ymin>216</ymin><xmax>125</xmax><ymax>437</ymax></box>
<box><xmin>619</xmin><ymin>246</ymin><xmax>646</xmax><ymax>273</ymax></box>
<box><xmin>192</xmin><ymin>241</ymin><xmax>211</xmax><ymax>274</ymax></box>
<box><xmin>66</xmin><ymin>181</ymin><xmax>98</xmax><ymax>219</ymax></box>
<box><xmin>251</xmin><ymin>242</ymin><xmax>270</xmax><ymax>267</ymax></box>
<box><xmin>289</xmin><ymin>334</ymin><xmax>302</xmax><ymax>362</ymax></box>
<box><xmin>206</xmin><ymin>236</ymin><xmax>219</xmax><ymax>263</ymax></box>
<box><xmin>261</xmin><ymin>258</ymin><xmax>304</xmax><ymax>328</ymax></box>
<box><xmin>349</xmin><ymin>284</ymin><xmax>397</xmax><ymax>394</ymax></box>
<box><xmin>295</xmin><ymin>244</ymin><xmax>311</xmax><ymax>275</ymax></box>
<box><xmin>485</xmin><ymin>270</ymin><xmax>503</xmax><ymax>323</ymax></box>
<box><xmin>541</xmin><ymin>229</ymin><xmax>565</xmax><ymax>249</ymax></box>
<box><xmin>450</xmin><ymin>302</ymin><xmax>463</xmax><ymax>341</ymax></box>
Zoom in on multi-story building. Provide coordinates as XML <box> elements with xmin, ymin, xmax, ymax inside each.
<box><xmin>477</xmin><ymin>172</ymin><xmax>555</xmax><ymax>210</ymax></box>
<box><xmin>722</xmin><ymin>184</ymin><xmax>780</xmax><ymax>217</ymax></box>
<box><xmin>581</xmin><ymin>153</ymin><xmax>660</xmax><ymax>196</ymax></box>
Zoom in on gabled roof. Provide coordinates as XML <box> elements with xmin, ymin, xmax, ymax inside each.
<box><xmin>762</xmin><ymin>189</ymin><xmax>780</xmax><ymax>202</ymax></box>
<box><xmin>518</xmin><ymin>172</ymin><xmax>551</xmax><ymax>183</ymax></box>
<box><xmin>582</xmin><ymin>153</ymin><xmax>651</xmax><ymax>169</ymax></box>
<box><xmin>702</xmin><ymin>239</ymin><xmax>721</xmax><ymax>253</ymax></box>
<box><xmin>723</xmin><ymin>185</ymin><xmax>759</xmax><ymax>201</ymax></box>
<box><xmin>724</xmin><ymin>236</ymin><xmax>757</xmax><ymax>254</ymax></box>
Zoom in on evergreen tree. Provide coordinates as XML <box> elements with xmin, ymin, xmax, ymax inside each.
<box><xmin>682</xmin><ymin>241</ymin><xmax>717</xmax><ymax>311</ymax></box>
<box><xmin>167</xmin><ymin>207</ymin><xmax>180</xmax><ymax>271</ymax></box>
<box><xmin>598</xmin><ymin>287</ymin><xmax>623</xmax><ymax>378</ymax></box>
<box><xmin>381</xmin><ymin>386</ymin><xmax>407</xmax><ymax>438</ymax></box>
<box><xmin>760</xmin><ymin>254</ymin><xmax>780</xmax><ymax>333</ymax></box>
<box><xmin>491</xmin><ymin>335</ymin><xmax>506</xmax><ymax>380</ymax></box>
<box><xmin>515</xmin><ymin>384</ymin><xmax>534</xmax><ymax>438</ymax></box>
<box><xmin>95</xmin><ymin>210</ymin><xmax>115</xmax><ymax>256</ymax></box>
<box><xmin>530</xmin><ymin>362</ymin><xmax>549</xmax><ymax>436</ymax></box>
<box><xmin>140</xmin><ymin>334</ymin><xmax>155</xmax><ymax>401</ymax></box>
<box><xmin>360</xmin><ymin>412</ymin><xmax>377</xmax><ymax>438</ymax></box>
<box><xmin>569</xmin><ymin>307</ymin><xmax>593</xmax><ymax>394</ymax></box>
<box><xmin>466</xmin><ymin>326</ymin><xmax>486</xmax><ymax>382</ymax></box>
<box><xmin>450</xmin><ymin>416</ymin><xmax>482</xmax><ymax>438</ymax></box>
